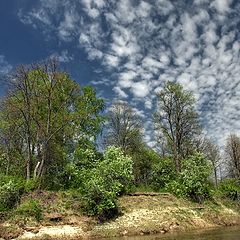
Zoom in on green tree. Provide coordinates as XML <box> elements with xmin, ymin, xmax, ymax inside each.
<box><xmin>104</xmin><ymin>101</ymin><xmax>143</xmax><ymax>154</ymax></box>
<box><xmin>154</xmin><ymin>81</ymin><xmax>201</xmax><ymax>172</ymax></box>
<box><xmin>131</xmin><ymin>145</ymin><xmax>160</xmax><ymax>186</ymax></box>
<box><xmin>0</xmin><ymin>59</ymin><xmax>104</xmax><ymax>184</ymax></box>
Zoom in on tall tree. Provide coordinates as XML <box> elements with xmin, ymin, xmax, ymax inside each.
<box><xmin>104</xmin><ymin>101</ymin><xmax>158</xmax><ymax>185</ymax></box>
<box><xmin>154</xmin><ymin>81</ymin><xmax>201</xmax><ymax>172</ymax></box>
<box><xmin>225</xmin><ymin>134</ymin><xmax>240</xmax><ymax>179</ymax></box>
<box><xmin>198</xmin><ymin>137</ymin><xmax>221</xmax><ymax>186</ymax></box>
<box><xmin>0</xmin><ymin>59</ymin><xmax>104</xmax><ymax>182</ymax></box>
<box><xmin>104</xmin><ymin>101</ymin><xmax>142</xmax><ymax>154</ymax></box>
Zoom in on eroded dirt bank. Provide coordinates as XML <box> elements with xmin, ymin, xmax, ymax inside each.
<box><xmin>0</xmin><ymin>192</ymin><xmax>239</xmax><ymax>239</ymax></box>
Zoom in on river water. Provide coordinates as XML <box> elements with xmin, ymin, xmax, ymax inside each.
<box><xmin>113</xmin><ymin>227</ymin><xmax>240</xmax><ymax>240</ymax></box>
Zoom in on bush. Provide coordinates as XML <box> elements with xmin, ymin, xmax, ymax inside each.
<box><xmin>166</xmin><ymin>153</ymin><xmax>213</xmax><ymax>202</ymax></box>
<box><xmin>0</xmin><ymin>174</ymin><xmax>24</xmax><ymax>187</ymax></box>
<box><xmin>24</xmin><ymin>179</ymin><xmax>39</xmax><ymax>193</ymax></box>
<box><xmin>16</xmin><ymin>199</ymin><xmax>42</xmax><ymax>221</ymax></box>
<box><xmin>58</xmin><ymin>147</ymin><xmax>102</xmax><ymax>190</ymax></box>
<box><xmin>0</xmin><ymin>177</ymin><xmax>25</xmax><ymax>212</ymax></box>
<box><xmin>151</xmin><ymin>157</ymin><xmax>176</xmax><ymax>191</ymax></box>
<box><xmin>80</xmin><ymin>146</ymin><xmax>134</xmax><ymax>220</ymax></box>
<box><xmin>218</xmin><ymin>179</ymin><xmax>239</xmax><ymax>200</ymax></box>
<box><xmin>165</xmin><ymin>179</ymin><xmax>184</xmax><ymax>196</ymax></box>
<box><xmin>99</xmin><ymin>146</ymin><xmax>134</xmax><ymax>193</ymax></box>
<box><xmin>81</xmin><ymin>175</ymin><xmax>120</xmax><ymax>219</ymax></box>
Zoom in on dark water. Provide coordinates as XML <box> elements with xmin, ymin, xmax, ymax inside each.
<box><xmin>113</xmin><ymin>227</ymin><xmax>240</xmax><ymax>240</ymax></box>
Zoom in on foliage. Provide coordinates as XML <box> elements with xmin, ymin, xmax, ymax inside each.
<box><xmin>0</xmin><ymin>177</ymin><xmax>25</xmax><ymax>211</ymax></box>
<box><xmin>131</xmin><ymin>146</ymin><xmax>159</xmax><ymax>186</ymax></box>
<box><xmin>0</xmin><ymin>59</ymin><xmax>105</xmax><ymax>185</ymax></box>
<box><xmin>131</xmin><ymin>184</ymin><xmax>154</xmax><ymax>193</ymax></box>
<box><xmin>166</xmin><ymin>153</ymin><xmax>213</xmax><ymax>202</ymax></box>
<box><xmin>151</xmin><ymin>157</ymin><xmax>176</xmax><ymax>190</ymax></box>
<box><xmin>57</xmin><ymin>147</ymin><xmax>101</xmax><ymax>190</ymax></box>
<box><xmin>196</xmin><ymin>137</ymin><xmax>220</xmax><ymax>186</ymax></box>
<box><xmin>154</xmin><ymin>81</ymin><xmax>201</xmax><ymax>172</ymax></box>
<box><xmin>104</xmin><ymin>101</ymin><xmax>143</xmax><ymax>154</ymax></box>
<box><xmin>218</xmin><ymin>179</ymin><xmax>239</xmax><ymax>201</ymax></box>
<box><xmin>16</xmin><ymin>199</ymin><xmax>42</xmax><ymax>221</ymax></box>
<box><xmin>165</xmin><ymin>179</ymin><xmax>184</xmax><ymax>197</ymax></box>
<box><xmin>80</xmin><ymin>146</ymin><xmax>134</xmax><ymax>219</ymax></box>
<box><xmin>74</xmin><ymin>144</ymin><xmax>102</xmax><ymax>169</ymax></box>
<box><xmin>224</xmin><ymin>134</ymin><xmax>240</xmax><ymax>179</ymax></box>
<box><xmin>24</xmin><ymin>179</ymin><xmax>39</xmax><ymax>193</ymax></box>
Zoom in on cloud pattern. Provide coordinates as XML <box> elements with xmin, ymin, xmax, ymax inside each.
<box><xmin>18</xmin><ymin>0</ymin><xmax>240</xmax><ymax>147</ymax></box>
<box><xmin>0</xmin><ymin>55</ymin><xmax>12</xmax><ymax>75</ymax></box>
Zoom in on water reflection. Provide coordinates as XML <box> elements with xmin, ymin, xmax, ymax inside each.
<box><xmin>113</xmin><ymin>227</ymin><xmax>240</xmax><ymax>240</ymax></box>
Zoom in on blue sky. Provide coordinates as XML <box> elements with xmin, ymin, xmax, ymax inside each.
<box><xmin>0</xmin><ymin>0</ymin><xmax>240</xmax><ymax>147</ymax></box>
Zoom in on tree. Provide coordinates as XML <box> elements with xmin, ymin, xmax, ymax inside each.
<box><xmin>151</xmin><ymin>156</ymin><xmax>176</xmax><ymax>190</ymax></box>
<box><xmin>0</xmin><ymin>59</ymin><xmax>104</xmax><ymax>183</ymax></box>
<box><xmin>131</xmin><ymin>145</ymin><xmax>160</xmax><ymax>186</ymax></box>
<box><xmin>200</xmin><ymin>138</ymin><xmax>221</xmax><ymax>186</ymax></box>
<box><xmin>225</xmin><ymin>134</ymin><xmax>240</xmax><ymax>179</ymax></box>
<box><xmin>104</xmin><ymin>101</ymin><xmax>142</xmax><ymax>154</ymax></box>
<box><xmin>154</xmin><ymin>81</ymin><xmax>201</xmax><ymax>172</ymax></box>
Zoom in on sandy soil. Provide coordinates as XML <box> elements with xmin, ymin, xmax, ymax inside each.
<box><xmin>1</xmin><ymin>193</ymin><xmax>239</xmax><ymax>240</ymax></box>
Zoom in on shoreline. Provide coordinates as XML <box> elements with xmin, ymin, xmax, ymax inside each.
<box><xmin>0</xmin><ymin>193</ymin><xmax>239</xmax><ymax>239</ymax></box>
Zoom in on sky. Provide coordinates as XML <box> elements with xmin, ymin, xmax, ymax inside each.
<box><xmin>0</xmin><ymin>0</ymin><xmax>240</xmax><ymax>148</ymax></box>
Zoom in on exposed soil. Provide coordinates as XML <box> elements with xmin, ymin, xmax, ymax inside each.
<box><xmin>0</xmin><ymin>191</ymin><xmax>239</xmax><ymax>240</ymax></box>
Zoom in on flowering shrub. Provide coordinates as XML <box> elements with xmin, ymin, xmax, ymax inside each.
<box><xmin>80</xmin><ymin>146</ymin><xmax>134</xmax><ymax>219</ymax></box>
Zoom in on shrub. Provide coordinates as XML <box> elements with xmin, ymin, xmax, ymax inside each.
<box><xmin>58</xmin><ymin>148</ymin><xmax>102</xmax><ymax>190</ymax></box>
<box><xmin>16</xmin><ymin>199</ymin><xmax>42</xmax><ymax>221</ymax></box>
<box><xmin>0</xmin><ymin>177</ymin><xmax>25</xmax><ymax>212</ymax></box>
<box><xmin>165</xmin><ymin>179</ymin><xmax>184</xmax><ymax>196</ymax></box>
<box><xmin>166</xmin><ymin>153</ymin><xmax>213</xmax><ymax>202</ymax></box>
<box><xmin>24</xmin><ymin>179</ymin><xmax>39</xmax><ymax>193</ymax></box>
<box><xmin>0</xmin><ymin>174</ymin><xmax>24</xmax><ymax>187</ymax></box>
<box><xmin>81</xmin><ymin>175</ymin><xmax>119</xmax><ymax>219</ymax></box>
<box><xmin>218</xmin><ymin>179</ymin><xmax>239</xmax><ymax>200</ymax></box>
<box><xmin>151</xmin><ymin>157</ymin><xmax>176</xmax><ymax>191</ymax></box>
<box><xmin>80</xmin><ymin>146</ymin><xmax>134</xmax><ymax>220</ymax></box>
<box><xmin>99</xmin><ymin>146</ymin><xmax>134</xmax><ymax>193</ymax></box>
<box><xmin>132</xmin><ymin>147</ymin><xmax>160</xmax><ymax>186</ymax></box>
<box><xmin>181</xmin><ymin>153</ymin><xmax>213</xmax><ymax>202</ymax></box>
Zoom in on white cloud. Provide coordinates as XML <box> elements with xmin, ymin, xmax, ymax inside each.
<box><xmin>113</xmin><ymin>86</ymin><xmax>128</xmax><ymax>99</ymax></box>
<box><xmin>131</xmin><ymin>81</ymin><xmax>150</xmax><ymax>98</ymax></box>
<box><xmin>58</xmin><ymin>10</ymin><xmax>80</xmax><ymax>41</ymax></box>
<box><xmin>136</xmin><ymin>1</ymin><xmax>152</xmax><ymax>18</ymax></box>
<box><xmin>0</xmin><ymin>55</ymin><xmax>12</xmax><ymax>75</ymax></box>
<box><xmin>104</xmin><ymin>54</ymin><xmax>119</xmax><ymax>68</ymax></box>
<box><xmin>51</xmin><ymin>50</ymin><xmax>73</xmax><ymax>63</ymax></box>
<box><xmin>181</xmin><ymin>13</ymin><xmax>198</xmax><ymax>43</ymax></box>
<box><xmin>177</xmin><ymin>73</ymin><xmax>198</xmax><ymax>92</ymax></box>
<box><xmin>18</xmin><ymin>0</ymin><xmax>240</xmax><ymax>147</ymax></box>
<box><xmin>211</xmin><ymin>0</ymin><xmax>233</xmax><ymax>14</ymax></box>
<box><xmin>156</xmin><ymin>0</ymin><xmax>174</xmax><ymax>15</ymax></box>
<box><xmin>115</xmin><ymin>0</ymin><xmax>136</xmax><ymax>24</ymax></box>
<box><xmin>118</xmin><ymin>71</ymin><xmax>137</xmax><ymax>88</ymax></box>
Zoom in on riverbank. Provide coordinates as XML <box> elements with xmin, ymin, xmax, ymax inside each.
<box><xmin>0</xmin><ymin>191</ymin><xmax>239</xmax><ymax>239</ymax></box>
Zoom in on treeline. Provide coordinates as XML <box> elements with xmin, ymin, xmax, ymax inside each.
<box><xmin>0</xmin><ymin>59</ymin><xmax>239</xmax><ymax>219</ymax></box>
